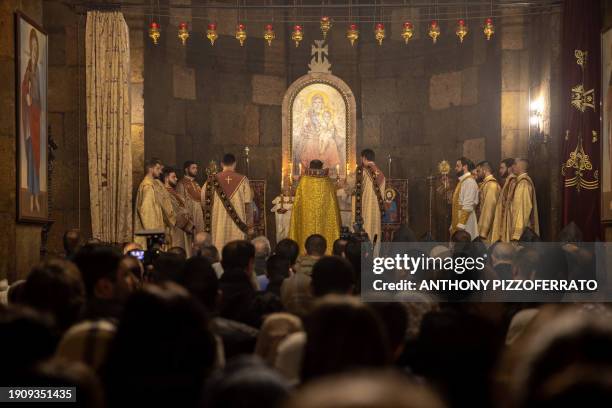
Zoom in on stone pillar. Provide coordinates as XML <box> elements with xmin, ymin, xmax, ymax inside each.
<box><xmin>0</xmin><ymin>0</ymin><xmax>43</xmax><ymax>282</ymax></box>
<box><xmin>126</xmin><ymin>15</ymin><xmax>145</xmax><ymax>198</ymax></box>
<box><xmin>500</xmin><ymin>11</ymin><xmax>529</xmax><ymax>159</ymax></box>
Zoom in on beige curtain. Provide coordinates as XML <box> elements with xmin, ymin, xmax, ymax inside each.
<box><xmin>85</xmin><ymin>11</ymin><xmax>132</xmax><ymax>243</ymax></box>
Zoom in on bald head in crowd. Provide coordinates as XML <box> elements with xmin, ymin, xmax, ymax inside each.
<box><xmin>491</xmin><ymin>242</ymin><xmax>515</xmax><ymax>267</ymax></box>
<box><xmin>192</xmin><ymin>232</ymin><xmax>213</xmax><ymax>255</ymax></box>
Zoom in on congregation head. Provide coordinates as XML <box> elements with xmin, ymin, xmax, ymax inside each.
<box><xmin>62</xmin><ymin>229</ymin><xmax>81</xmax><ymax>259</ymax></box>
<box><xmin>274</xmin><ymin>238</ymin><xmax>300</xmax><ymax>265</ymax></box>
<box><xmin>332</xmin><ymin>238</ymin><xmax>348</xmax><ymax>257</ymax></box>
<box><xmin>305</xmin><ymin>234</ymin><xmax>327</xmax><ymax>257</ymax></box>
<box><xmin>311</xmin><ymin>256</ymin><xmax>354</xmax><ymax>297</ymax></box>
<box><xmin>301</xmin><ymin>295</ymin><xmax>390</xmax><ymax>381</ymax></box>
<box><xmin>252</xmin><ymin>236</ymin><xmax>271</xmax><ymax>259</ymax></box>
<box><xmin>73</xmin><ymin>244</ymin><xmax>128</xmax><ymax>301</ymax></box>
<box><xmin>221</xmin><ymin>240</ymin><xmax>255</xmax><ymax>271</ymax></box>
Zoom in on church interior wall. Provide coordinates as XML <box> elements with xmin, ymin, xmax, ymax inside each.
<box><xmin>143</xmin><ymin>2</ymin><xmax>505</xmax><ymax>240</ymax></box>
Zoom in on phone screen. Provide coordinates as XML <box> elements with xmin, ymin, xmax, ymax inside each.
<box><xmin>128</xmin><ymin>249</ymin><xmax>145</xmax><ymax>261</ymax></box>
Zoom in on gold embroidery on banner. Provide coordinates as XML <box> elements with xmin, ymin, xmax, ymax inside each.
<box><xmin>571</xmin><ymin>84</ymin><xmax>595</xmax><ymax>112</ymax></box>
<box><xmin>574</xmin><ymin>50</ymin><xmax>587</xmax><ymax>68</ymax></box>
<box><xmin>562</xmin><ymin>134</ymin><xmax>599</xmax><ymax>191</ymax></box>
<box><xmin>592</xmin><ymin>130</ymin><xmax>598</xmax><ymax>143</ymax></box>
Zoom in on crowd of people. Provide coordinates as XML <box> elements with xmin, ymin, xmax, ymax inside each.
<box><xmin>1</xmin><ymin>225</ymin><xmax>611</xmax><ymax>408</ymax></box>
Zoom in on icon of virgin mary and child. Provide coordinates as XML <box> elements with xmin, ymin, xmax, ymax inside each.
<box><xmin>294</xmin><ymin>94</ymin><xmax>343</xmax><ymax>174</ymax></box>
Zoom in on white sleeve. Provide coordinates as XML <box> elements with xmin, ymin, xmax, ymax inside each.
<box><xmin>460</xmin><ymin>179</ymin><xmax>479</xmax><ymax>212</ymax></box>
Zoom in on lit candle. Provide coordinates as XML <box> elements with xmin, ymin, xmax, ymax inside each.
<box><xmin>346</xmin><ymin>163</ymin><xmax>351</xmax><ymax>176</ymax></box>
<box><xmin>299</xmin><ymin>163</ymin><xmax>302</xmax><ymax>175</ymax></box>
<box><xmin>289</xmin><ymin>163</ymin><xmax>293</xmax><ymax>185</ymax></box>
<box><xmin>281</xmin><ymin>167</ymin><xmax>285</xmax><ymax>190</ymax></box>
<box><xmin>336</xmin><ymin>164</ymin><xmax>340</xmax><ymax>175</ymax></box>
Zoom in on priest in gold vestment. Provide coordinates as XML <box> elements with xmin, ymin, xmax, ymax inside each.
<box><xmin>450</xmin><ymin>158</ymin><xmax>480</xmax><ymax>240</ymax></box>
<box><xmin>491</xmin><ymin>158</ymin><xmax>517</xmax><ymax>242</ymax></box>
<box><xmin>202</xmin><ymin>154</ymin><xmax>253</xmax><ymax>252</ymax></box>
<box><xmin>476</xmin><ymin>161</ymin><xmax>501</xmax><ymax>242</ymax></box>
<box><xmin>289</xmin><ymin>160</ymin><xmax>341</xmax><ymax>255</ymax></box>
<box><xmin>510</xmin><ymin>158</ymin><xmax>539</xmax><ymax>241</ymax></box>
<box><xmin>134</xmin><ymin>159</ymin><xmax>165</xmax><ymax>248</ymax></box>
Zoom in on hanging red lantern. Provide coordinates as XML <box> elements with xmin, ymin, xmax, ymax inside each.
<box><xmin>401</xmin><ymin>21</ymin><xmax>414</xmax><ymax>44</ymax></box>
<box><xmin>178</xmin><ymin>22</ymin><xmax>189</xmax><ymax>46</ymax></box>
<box><xmin>291</xmin><ymin>24</ymin><xmax>304</xmax><ymax>47</ymax></box>
<box><xmin>320</xmin><ymin>16</ymin><xmax>332</xmax><ymax>39</ymax></box>
<box><xmin>235</xmin><ymin>23</ymin><xmax>247</xmax><ymax>46</ymax></box>
<box><xmin>483</xmin><ymin>17</ymin><xmax>494</xmax><ymax>40</ymax></box>
<box><xmin>206</xmin><ymin>22</ymin><xmax>218</xmax><ymax>46</ymax></box>
<box><xmin>264</xmin><ymin>24</ymin><xmax>275</xmax><ymax>46</ymax></box>
<box><xmin>456</xmin><ymin>19</ymin><xmax>468</xmax><ymax>43</ymax></box>
<box><xmin>149</xmin><ymin>21</ymin><xmax>160</xmax><ymax>45</ymax></box>
<box><xmin>374</xmin><ymin>23</ymin><xmax>385</xmax><ymax>46</ymax></box>
<box><xmin>346</xmin><ymin>23</ymin><xmax>359</xmax><ymax>46</ymax></box>
<box><xmin>428</xmin><ymin>20</ymin><xmax>440</xmax><ymax>44</ymax></box>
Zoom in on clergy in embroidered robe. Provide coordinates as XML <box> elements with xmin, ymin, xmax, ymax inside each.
<box><xmin>134</xmin><ymin>159</ymin><xmax>165</xmax><ymax>248</ymax></box>
<box><xmin>510</xmin><ymin>160</ymin><xmax>539</xmax><ymax>240</ymax></box>
<box><xmin>289</xmin><ymin>161</ymin><xmax>341</xmax><ymax>255</ymax></box>
<box><xmin>177</xmin><ymin>161</ymin><xmax>205</xmax><ymax>233</ymax></box>
<box><xmin>477</xmin><ymin>169</ymin><xmax>501</xmax><ymax>242</ymax></box>
<box><xmin>491</xmin><ymin>173</ymin><xmax>517</xmax><ymax>243</ymax></box>
<box><xmin>153</xmin><ymin>178</ymin><xmax>177</xmax><ymax>250</ymax></box>
<box><xmin>202</xmin><ymin>154</ymin><xmax>253</xmax><ymax>252</ymax></box>
<box><xmin>163</xmin><ymin>167</ymin><xmax>195</xmax><ymax>254</ymax></box>
<box><xmin>450</xmin><ymin>159</ymin><xmax>479</xmax><ymax>239</ymax></box>
<box><xmin>349</xmin><ymin>150</ymin><xmax>386</xmax><ymax>245</ymax></box>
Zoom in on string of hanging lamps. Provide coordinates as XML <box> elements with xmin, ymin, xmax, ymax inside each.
<box><xmin>145</xmin><ymin>0</ymin><xmax>503</xmax><ymax>48</ymax></box>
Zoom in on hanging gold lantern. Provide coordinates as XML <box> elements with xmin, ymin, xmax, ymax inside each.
<box><xmin>235</xmin><ymin>23</ymin><xmax>247</xmax><ymax>46</ymax></box>
<box><xmin>178</xmin><ymin>22</ymin><xmax>189</xmax><ymax>45</ymax></box>
<box><xmin>206</xmin><ymin>22</ymin><xmax>218</xmax><ymax>46</ymax></box>
<box><xmin>428</xmin><ymin>20</ymin><xmax>440</xmax><ymax>44</ymax></box>
<box><xmin>291</xmin><ymin>24</ymin><xmax>304</xmax><ymax>47</ymax></box>
<box><xmin>264</xmin><ymin>24</ymin><xmax>275</xmax><ymax>46</ymax></box>
<box><xmin>401</xmin><ymin>21</ymin><xmax>414</xmax><ymax>44</ymax></box>
<box><xmin>346</xmin><ymin>23</ymin><xmax>359</xmax><ymax>46</ymax></box>
<box><xmin>149</xmin><ymin>21</ymin><xmax>160</xmax><ymax>45</ymax></box>
<box><xmin>456</xmin><ymin>19</ymin><xmax>468</xmax><ymax>43</ymax></box>
<box><xmin>374</xmin><ymin>23</ymin><xmax>385</xmax><ymax>46</ymax></box>
<box><xmin>320</xmin><ymin>16</ymin><xmax>332</xmax><ymax>39</ymax></box>
<box><xmin>483</xmin><ymin>17</ymin><xmax>494</xmax><ymax>40</ymax></box>
<box><xmin>178</xmin><ymin>22</ymin><xmax>189</xmax><ymax>46</ymax></box>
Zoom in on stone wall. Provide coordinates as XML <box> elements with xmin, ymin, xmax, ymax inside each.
<box><xmin>144</xmin><ymin>2</ymin><xmax>503</xmax><ymax>239</ymax></box>
<box><xmin>43</xmin><ymin>1</ymin><xmax>91</xmax><ymax>257</ymax></box>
